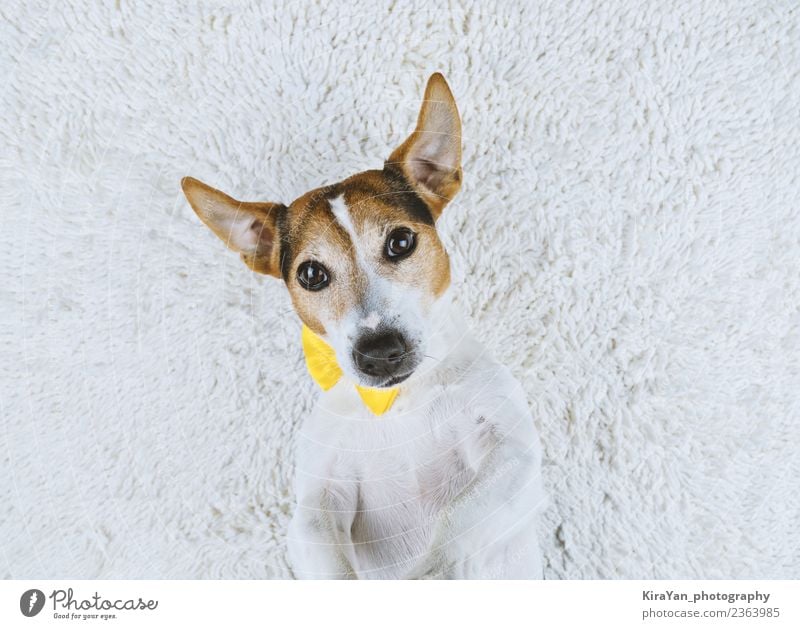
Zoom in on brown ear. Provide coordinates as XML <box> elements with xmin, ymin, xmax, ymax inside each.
<box><xmin>180</xmin><ymin>177</ymin><xmax>284</xmax><ymax>277</ymax></box>
<box><xmin>387</xmin><ymin>73</ymin><xmax>462</xmax><ymax>219</ymax></box>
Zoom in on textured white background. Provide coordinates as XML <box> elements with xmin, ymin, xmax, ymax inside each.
<box><xmin>2</xmin><ymin>0</ymin><xmax>799</xmax><ymax>579</ymax></box>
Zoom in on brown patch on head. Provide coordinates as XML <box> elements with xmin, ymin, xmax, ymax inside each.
<box><xmin>278</xmin><ymin>185</ymin><xmax>355</xmax><ymax>335</ymax></box>
<box><xmin>340</xmin><ymin>170</ymin><xmax>451</xmax><ymax>296</ymax></box>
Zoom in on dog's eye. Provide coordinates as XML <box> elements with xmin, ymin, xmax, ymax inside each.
<box><xmin>297</xmin><ymin>261</ymin><xmax>330</xmax><ymax>291</ymax></box>
<box><xmin>385</xmin><ymin>228</ymin><xmax>417</xmax><ymax>260</ymax></box>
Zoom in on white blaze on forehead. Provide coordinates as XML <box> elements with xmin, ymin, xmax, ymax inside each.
<box><xmin>329</xmin><ymin>193</ymin><xmax>370</xmax><ymax>267</ymax></box>
<box><xmin>329</xmin><ymin>194</ymin><xmax>358</xmax><ymax>242</ymax></box>
<box><xmin>360</xmin><ymin>311</ymin><xmax>381</xmax><ymax>330</ymax></box>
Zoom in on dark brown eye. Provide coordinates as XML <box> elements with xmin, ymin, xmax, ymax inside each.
<box><xmin>297</xmin><ymin>261</ymin><xmax>330</xmax><ymax>291</ymax></box>
<box><xmin>385</xmin><ymin>228</ymin><xmax>417</xmax><ymax>260</ymax></box>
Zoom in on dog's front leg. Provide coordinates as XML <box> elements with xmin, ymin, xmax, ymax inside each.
<box><xmin>287</xmin><ymin>484</ymin><xmax>359</xmax><ymax>579</ymax></box>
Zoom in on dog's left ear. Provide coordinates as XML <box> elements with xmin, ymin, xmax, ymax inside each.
<box><xmin>387</xmin><ymin>72</ymin><xmax>462</xmax><ymax>219</ymax></box>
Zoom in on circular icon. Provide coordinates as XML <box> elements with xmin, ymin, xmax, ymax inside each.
<box><xmin>20</xmin><ymin>589</ymin><xmax>45</xmax><ymax>617</ymax></box>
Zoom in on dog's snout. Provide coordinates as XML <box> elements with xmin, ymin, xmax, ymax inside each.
<box><xmin>352</xmin><ymin>331</ymin><xmax>408</xmax><ymax>378</ymax></box>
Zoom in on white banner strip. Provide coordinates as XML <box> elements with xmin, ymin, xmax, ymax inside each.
<box><xmin>1</xmin><ymin>580</ymin><xmax>797</xmax><ymax>629</ymax></box>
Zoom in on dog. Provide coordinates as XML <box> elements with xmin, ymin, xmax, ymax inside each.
<box><xmin>181</xmin><ymin>73</ymin><xmax>546</xmax><ymax>579</ymax></box>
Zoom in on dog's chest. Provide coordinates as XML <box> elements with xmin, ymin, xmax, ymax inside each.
<box><xmin>349</xmin><ymin>407</ymin><xmax>489</xmax><ymax>577</ymax></box>
<box><xmin>300</xmin><ymin>362</ymin><xmax>514</xmax><ymax>578</ymax></box>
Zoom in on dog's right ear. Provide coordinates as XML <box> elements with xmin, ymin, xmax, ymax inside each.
<box><xmin>181</xmin><ymin>177</ymin><xmax>284</xmax><ymax>277</ymax></box>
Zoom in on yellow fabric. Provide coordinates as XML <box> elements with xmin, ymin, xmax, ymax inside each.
<box><xmin>301</xmin><ymin>325</ymin><xmax>399</xmax><ymax>416</ymax></box>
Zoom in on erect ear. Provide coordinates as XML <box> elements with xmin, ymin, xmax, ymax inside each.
<box><xmin>387</xmin><ymin>72</ymin><xmax>462</xmax><ymax>219</ymax></box>
<box><xmin>180</xmin><ymin>177</ymin><xmax>284</xmax><ymax>277</ymax></box>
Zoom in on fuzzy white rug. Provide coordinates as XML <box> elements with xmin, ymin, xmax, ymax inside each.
<box><xmin>3</xmin><ymin>0</ymin><xmax>799</xmax><ymax>579</ymax></box>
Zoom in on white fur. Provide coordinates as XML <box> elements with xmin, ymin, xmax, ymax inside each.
<box><xmin>360</xmin><ymin>311</ymin><xmax>381</xmax><ymax>330</ymax></box>
<box><xmin>288</xmin><ymin>293</ymin><xmax>546</xmax><ymax>578</ymax></box>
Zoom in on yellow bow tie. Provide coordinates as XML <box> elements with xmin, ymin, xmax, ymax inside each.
<box><xmin>301</xmin><ymin>325</ymin><xmax>399</xmax><ymax>416</ymax></box>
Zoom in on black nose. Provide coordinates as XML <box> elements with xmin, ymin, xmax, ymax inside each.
<box><xmin>352</xmin><ymin>331</ymin><xmax>408</xmax><ymax>378</ymax></box>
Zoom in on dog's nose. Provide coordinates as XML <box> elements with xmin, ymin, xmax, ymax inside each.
<box><xmin>352</xmin><ymin>331</ymin><xmax>407</xmax><ymax>378</ymax></box>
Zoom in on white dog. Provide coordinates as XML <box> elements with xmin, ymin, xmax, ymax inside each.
<box><xmin>181</xmin><ymin>73</ymin><xmax>546</xmax><ymax>578</ymax></box>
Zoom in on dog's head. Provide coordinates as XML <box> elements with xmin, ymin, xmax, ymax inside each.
<box><xmin>181</xmin><ymin>73</ymin><xmax>461</xmax><ymax>388</ymax></box>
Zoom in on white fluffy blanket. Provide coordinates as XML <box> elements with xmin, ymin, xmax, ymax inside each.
<box><xmin>3</xmin><ymin>0</ymin><xmax>798</xmax><ymax>578</ymax></box>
